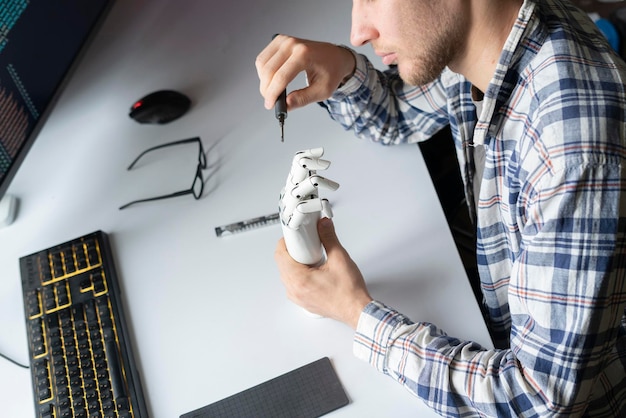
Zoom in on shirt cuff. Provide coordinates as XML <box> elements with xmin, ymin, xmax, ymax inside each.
<box><xmin>353</xmin><ymin>300</ymin><xmax>412</xmax><ymax>373</ymax></box>
<box><xmin>331</xmin><ymin>49</ymin><xmax>369</xmax><ymax>98</ymax></box>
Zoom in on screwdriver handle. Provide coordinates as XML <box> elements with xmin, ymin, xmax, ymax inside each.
<box><xmin>275</xmin><ymin>89</ymin><xmax>287</xmax><ymax>121</ymax></box>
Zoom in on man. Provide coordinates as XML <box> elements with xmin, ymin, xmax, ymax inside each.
<box><xmin>256</xmin><ymin>0</ymin><xmax>626</xmax><ymax>416</ymax></box>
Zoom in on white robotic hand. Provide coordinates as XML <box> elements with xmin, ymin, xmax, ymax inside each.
<box><xmin>279</xmin><ymin>148</ymin><xmax>339</xmax><ymax>266</ymax></box>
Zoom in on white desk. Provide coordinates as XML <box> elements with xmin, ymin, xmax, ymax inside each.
<box><xmin>0</xmin><ymin>1</ymin><xmax>492</xmax><ymax>417</ymax></box>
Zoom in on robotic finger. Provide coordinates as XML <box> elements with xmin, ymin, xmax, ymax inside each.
<box><xmin>320</xmin><ymin>198</ymin><xmax>333</xmax><ymax>219</ymax></box>
<box><xmin>290</xmin><ymin>175</ymin><xmax>340</xmax><ymax>200</ymax></box>
<box><xmin>287</xmin><ymin>148</ymin><xmax>332</xmax><ymax>185</ymax></box>
<box><xmin>288</xmin><ymin>198</ymin><xmax>325</xmax><ymax>229</ymax></box>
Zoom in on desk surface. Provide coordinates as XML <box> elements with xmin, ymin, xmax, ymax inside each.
<box><xmin>0</xmin><ymin>1</ymin><xmax>492</xmax><ymax>417</ymax></box>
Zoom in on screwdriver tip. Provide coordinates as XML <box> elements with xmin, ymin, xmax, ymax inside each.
<box><xmin>279</xmin><ymin>115</ymin><xmax>285</xmax><ymax>142</ymax></box>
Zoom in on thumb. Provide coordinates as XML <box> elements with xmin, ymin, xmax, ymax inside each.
<box><xmin>318</xmin><ymin>217</ymin><xmax>341</xmax><ymax>254</ymax></box>
<box><xmin>287</xmin><ymin>83</ymin><xmax>334</xmax><ymax>110</ymax></box>
<box><xmin>286</xmin><ymin>88</ymin><xmax>316</xmax><ymax>110</ymax></box>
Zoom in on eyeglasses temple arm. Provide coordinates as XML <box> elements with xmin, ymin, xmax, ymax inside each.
<box><xmin>118</xmin><ymin>189</ymin><xmax>193</xmax><ymax>210</ymax></box>
<box><xmin>127</xmin><ymin>136</ymin><xmax>202</xmax><ymax>170</ymax></box>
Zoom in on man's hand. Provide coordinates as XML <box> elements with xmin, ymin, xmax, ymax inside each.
<box><xmin>256</xmin><ymin>35</ymin><xmax>356</xmax><ymax>112</ymax></box>
<box><xmin>275</xmin><ymin>217</ymin><xmax>372</xmax><ymax>329</ymax></box>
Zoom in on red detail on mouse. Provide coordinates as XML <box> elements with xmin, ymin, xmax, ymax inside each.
<box><xmin>129</xmin><ymin>90</ymin><xmax>191</xmax><ymax>124</ymax></box>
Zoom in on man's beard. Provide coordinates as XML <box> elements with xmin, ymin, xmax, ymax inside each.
<box><xmin>400</xmin><ymin>15</ymin><xmax>464</xmax><ymax>86</ymax></box>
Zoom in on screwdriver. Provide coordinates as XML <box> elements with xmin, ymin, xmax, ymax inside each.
<box><xmin>275</xmin><ymin>89</ymin><xmax>287</xmax><ymax>142</ymax></box>
<box><xmin>272</xmin><ymin>34</ymin><xmax>287</xmax><ymax>142</ymax></box>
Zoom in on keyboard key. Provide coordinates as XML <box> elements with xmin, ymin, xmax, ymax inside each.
<box><xmin>26</xmin><ymin>289</ymin><xmax>41</xmax><ymax>317</ymax></box>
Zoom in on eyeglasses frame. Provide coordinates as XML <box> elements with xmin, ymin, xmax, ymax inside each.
<box><xmin>119</xmin><ymin>136</ymin><xmax>206</xmax><ymax>210</ymax></box>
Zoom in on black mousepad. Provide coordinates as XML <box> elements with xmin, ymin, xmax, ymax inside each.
<box><xmin>180</xmin><ymin>357</ymin><xmax>349</xmax><ymax>418</ymax></box>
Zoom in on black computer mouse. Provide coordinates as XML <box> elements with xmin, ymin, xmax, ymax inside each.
<box><xmin>129</xmin><ymin>90</ymin><xmax>191</xmax><ymax>124</ymax></box>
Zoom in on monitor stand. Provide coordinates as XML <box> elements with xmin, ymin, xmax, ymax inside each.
<box><xmin>0</xmin><ymin>194</ymin><xmax>17</xmax><ymax>228</ymax></box>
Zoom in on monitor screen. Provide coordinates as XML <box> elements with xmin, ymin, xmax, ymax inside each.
<box><xmin>0</xmin><ymin>0</ymin><xmax>113</xmax><ymax>202</ymax></box>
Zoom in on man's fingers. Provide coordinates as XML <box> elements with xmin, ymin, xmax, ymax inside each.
<box><xmin>317</xmin><ymin>217</ymin><xmax>342</xmax><ymax>257</ymax></box>
<box><xmin>256</xmin><ymin>36</ymin><xmax>300</xmax><ymax>109</ymax></box>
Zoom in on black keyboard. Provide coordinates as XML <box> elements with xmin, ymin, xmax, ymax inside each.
<box><xmin>19</xmin><ymin>231</ymin><xmax>148</xmax><ymax>418</ymax></box>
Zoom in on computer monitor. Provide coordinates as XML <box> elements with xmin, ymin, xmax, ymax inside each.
<box><xmin>0</xmin><ymin>0</ymin><xmax>114</xmax><ymax>225</ymax></box>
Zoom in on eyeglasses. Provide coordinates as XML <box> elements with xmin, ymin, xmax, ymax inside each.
<box><xmin>119</xmin><ymin>136</ymin><xmax>206</xmax><ymax>210</ymax></box>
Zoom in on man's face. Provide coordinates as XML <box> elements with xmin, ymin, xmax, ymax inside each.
<box><xmin>351</xmin><ymin>0</ymin><xmax>467</xmax><ymax>86</ymax></box>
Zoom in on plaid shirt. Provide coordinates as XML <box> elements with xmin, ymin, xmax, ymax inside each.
<box><xmin>323</xmin><ymin>0</ymin><xmax>626</xmax><ymax>416</ymax></box>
